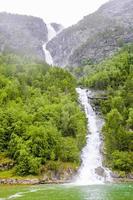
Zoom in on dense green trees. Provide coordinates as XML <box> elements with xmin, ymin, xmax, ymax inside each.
<box><xmin>81</xmin><ymin>46</ymin><xmax>133</xmax><ymax>90</ymax></box>
<box><xmin>1</xmin><ymin>44</ymin><xmax>132</xmax><ymax>177</ymax></box>
<box><xmin>0</xmin><ymin>54</ymin><xmax>86</xmax><ymax>176</ymax></box>
<box><xmin>80</xmin><ymin>45</ymin><xmax>133</xmax><ymax>173</ymax></box>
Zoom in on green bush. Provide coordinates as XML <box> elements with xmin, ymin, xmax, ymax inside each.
<box><xmin>112</xmin><ymin>151</ymin><xmax>133</xmax><ymax>172</ymax></box>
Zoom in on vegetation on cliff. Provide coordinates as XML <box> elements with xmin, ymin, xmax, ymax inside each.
<box><xmin>80</xmin><ymin>45</ymin><xmax>133</xmax><ymax>174</ymax></box>
<box><xmin>0</xmin><ymin>54</ymin><xmax>86</xmax><ymax>177</ymax></box>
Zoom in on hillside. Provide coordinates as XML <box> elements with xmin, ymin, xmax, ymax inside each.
<box><xmin>80</xmin><ymin>45</ymin><xmax>133</xmax><ymax>175</ymax></box>
<box><xmin>0</xmin><ymin>13</ymin><xmax>63</xmax><ymax>63</ymax></box>
<box><xmin>0</xmin><ymin>12</ymin><xmax>48</xmax><ymax>61</ymax></box>
<box><xmin>0</xmin><ymin>53</ymin><xmax>86</xmax><ymax>180</ymax></box>
<box><xmin>47</xmin><ymin>0</ymin><xmax>133</xmax><ymax>67</ymax></box>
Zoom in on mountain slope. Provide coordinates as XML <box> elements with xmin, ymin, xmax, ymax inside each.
<box><xmin>0</xmin><ymin>12</ymin><xmax>48</xmax><ymax>61</ymax></box>
<box><xmin>47</xmin><ymin>0</ymin><xmax>133</xmax><ymax>67</ymax></box>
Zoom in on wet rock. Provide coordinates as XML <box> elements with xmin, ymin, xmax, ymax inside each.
<box><xmin>110</xmin><ymin>172</ymin><xmax>121</xmax><ymax>178</ymax></box>
<box><xmin>127</xmin><ymin>173</ymin><xmax>133</xmax><ymax>179</ymax></box>
<box><xmin>95</xmin><ymin>167</ymin><xmax>105</xmax><ymax>177</ymax></box>
<box><xmin>0</xmin><ymin>178</ymin><xmax>39</xmax><ymax>185</ymax></box>
<box><xmin>0</xmin><ymin>166</ymin><xmax>77</xmax><ymax>185</ymax></box>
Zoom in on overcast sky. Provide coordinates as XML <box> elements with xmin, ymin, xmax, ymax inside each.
<box><xmin>0</xmin><ymin>0</ymin><xmax>109</xmax><ymax>27</ymax></box>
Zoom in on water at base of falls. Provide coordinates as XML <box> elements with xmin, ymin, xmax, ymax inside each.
<box><xmin>74</xmin><ymin>88</ymin><xmax>112</xmax><ymax>185</ymax></box>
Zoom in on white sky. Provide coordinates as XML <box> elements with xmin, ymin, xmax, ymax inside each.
<box><xmin>0</xmin><ymin>0</ymin><xmax>109</xmax><ymax>27</ymax></box>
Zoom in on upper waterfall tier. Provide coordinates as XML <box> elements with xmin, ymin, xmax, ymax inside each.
<box><xmin>43</xmin><ymin>23</ymin><xmax>63</xmax><ymax>65</ymax></box>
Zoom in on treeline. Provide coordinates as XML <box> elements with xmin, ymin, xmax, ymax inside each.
<box><xmin>81</xmin><ymin>45</ymin><xmax>133</xmax><ymax>174</ymax></box>
<box><xmin>0</xmin><ymin>54</ymin><xmax>86</xmax><ymax>176</ymax></box>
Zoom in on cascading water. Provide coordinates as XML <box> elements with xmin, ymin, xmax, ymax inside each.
<box><xmin>74</xmin><ymin>88</ymin><xmax>112</xmax><ymax>185</ymax></box>
<box><xmin>43</xmin><ymin>43</ymin><xmax>54</xmax><ymax>65</ymax></box>
<box><xmin>46</xmin><ymin>24</ymin><xmax>57</xmax><ymax>41</ymax></box>
<box><xmin>43</xmin><ymin>24</ymin><xmax>57</xmax><ymax>65</ymax></box>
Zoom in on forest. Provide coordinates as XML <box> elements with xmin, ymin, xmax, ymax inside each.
<box><xmin>0</xmin><ymin>54</ymin><xmax>86</xmax><ymax>176</ymax></box>
<box><xmin>0</xmin><ymin>44</ymin><xmax>133</xmax><ymax>178</ymax></box>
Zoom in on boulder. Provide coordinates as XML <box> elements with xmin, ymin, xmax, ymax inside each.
<box><xmin>127</xmin><ymin>173</ymin><xmax>133</xmax><ymax>179</ymax></box>
<box><xmin>110</xmin><ymin>172</ymin><xmax>121</xmax><ymax>178</ymax></box>
<box><xmin>95</xmin><ymin>167</ymin><xmax>105</xmax><ymax>177</ymax></box>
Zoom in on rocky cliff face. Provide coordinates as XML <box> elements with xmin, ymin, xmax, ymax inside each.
<box><xmin>0</xmin><ymin>12</ymin><xmax>48</xmax><ymax>61</ymax></box>
<box><xmin>0</xmin><ymin>0</ymin><xmax>133</xmax><ymax>66</ymax></box>
<box><xmin>51</xmin><ymin>23</ymin><xmax>64</xmax><ymax>33</ymax></box>
<box><xmin>0</xmin><ymin>12</ymin><xmax>64</xmax><ymax>62</ymax></box>
<box><xmin>47</xmin><ymin>0</ymin><xmax>133</xmax><ymax>67</ymax></box>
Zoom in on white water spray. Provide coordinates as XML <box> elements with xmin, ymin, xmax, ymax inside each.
<box><xmin>43</xmin><ymin>24</ymin><xmax>57</xmax><ymax>65</ymax></box>
<box><xmin>47</xmin><ymin>24</ymin><xmax>57</xmax><ymax>41</ymax></box>
<box><xmin>74</xmin><ymin>88</ymin><xmax>111</xmax><ymax>185</ymax></box>
<box><xmin>43</xmin><ymin>43</ymin><xmax>54</xmax><ymax>66</ymax></box>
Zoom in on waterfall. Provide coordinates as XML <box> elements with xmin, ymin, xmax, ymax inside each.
<box><xmin>74</xmin><ymin>88</ymin><xmax>112</xmax><ymax>185</ymax></box>
<box><xmin>43</xmin><ymin>24</ymin><xmax>57</xmax><ymax>65</ymax></box>
<box><xmin>46</xmin><ymin>24</ymin><xmax>57</xmax><ymax>41</ymax></box>
<box><xmin>43</xmin><ymin>43</ymin><xmax>54</xmax><ymax>66</ymax></box>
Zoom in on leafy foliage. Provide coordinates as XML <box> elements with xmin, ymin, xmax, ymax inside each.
<box><xmin>0</xmin><ymin>54</ymin><xmax>86</xmax><ymax>176</ymax></box>
<box><xmin>80</xmin><ymin>45</ymin><xmax>133</xmax><ymax>173</ymax></box>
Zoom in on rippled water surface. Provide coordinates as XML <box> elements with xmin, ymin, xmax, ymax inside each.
<box><xmin>0</xmin><ymin>184</ymin><xmax>133</xmax><ymax>200</ymax></box>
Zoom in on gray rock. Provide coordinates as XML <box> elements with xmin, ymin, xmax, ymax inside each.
<box><xmin>51</xmin><ymin>23</ymin><xmax>64</xmax><ymax>33</ymax></box>
<box><xmin>42</xmin><ymin>175</ymin><xmax>49</xmax><ymax>182</ymax></box>
<box><xmin>110</xmin><ymin>172</ymin><xmax>121</xmax><ymax>178</ymax></box>
<box><xmin>0</xmin><ymin>178</ymin><xmax>39</xmax><ymax>184</ymax></box>
<box><xmin>95</xmin><ymin>166</ymin><xmax>105</xmax><ymax>177</ymax></box>
<box><xmin>47</xmin><ymin>0</ymin><xmax>133</xmax><ymax>67</ymax></box>
<box><xmin>0</xmin><ymin>161</ymin><xmax>14</xmax><ymax>171</ymax></box>
<box><xmin>0</xmin><ymin>12</ymin><xmax>48</xmax><ymax>61</ymax></box>
<box><xmin>127</xmin><ymin>173</ymin><xmax>133</xmax><ymax>179</ymax></box>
